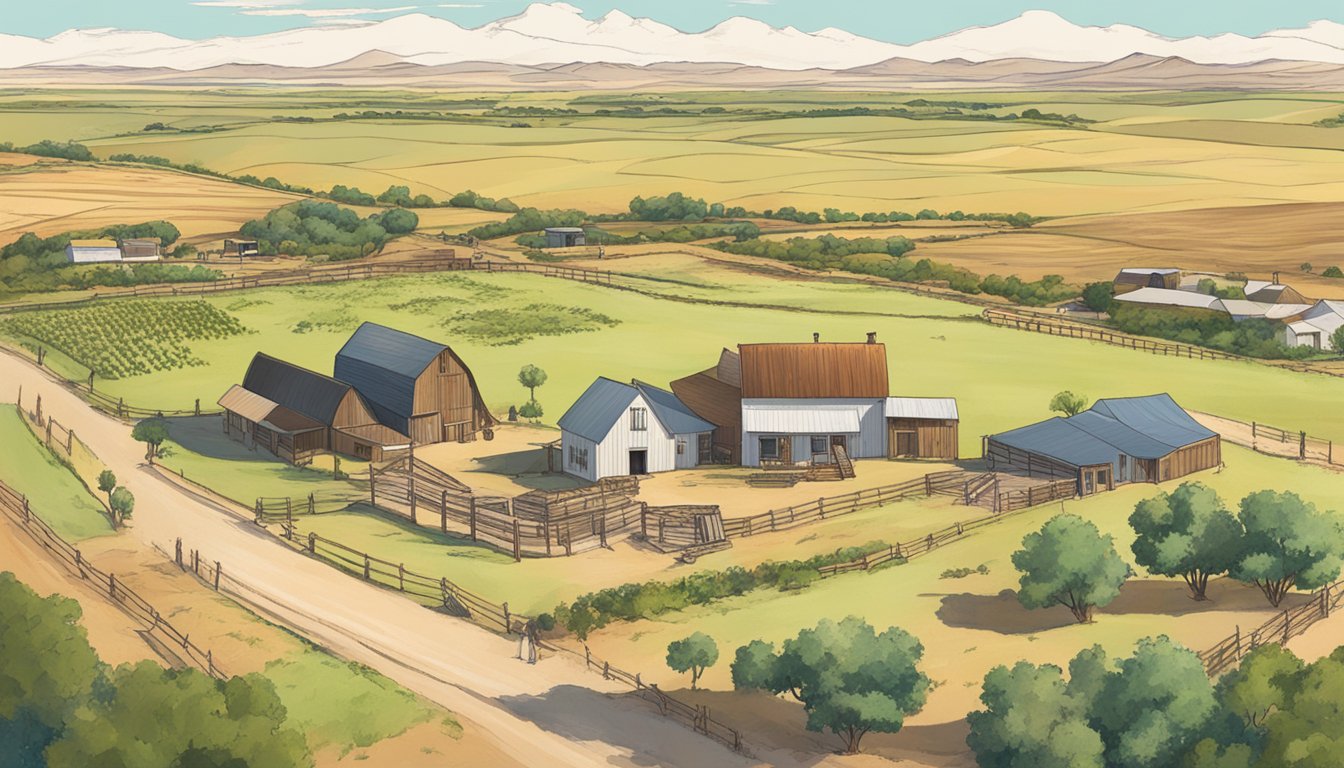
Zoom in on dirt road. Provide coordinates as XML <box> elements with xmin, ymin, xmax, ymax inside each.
<box><xmin>1</xmin><ymin>348</ymin><xmax>761</xmax><ymax>768</ymax></box>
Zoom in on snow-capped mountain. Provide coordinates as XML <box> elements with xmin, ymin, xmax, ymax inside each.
<box><xmin>4</xmin><ymin>5</ymin><xmax>1344</xmax><ymax>72</ymax></box>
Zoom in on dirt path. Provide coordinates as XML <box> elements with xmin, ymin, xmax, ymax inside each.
<box><xmin>0</xmin><ymin>348</ymin><xmax>764</xmax><ymax>768</ymax></box>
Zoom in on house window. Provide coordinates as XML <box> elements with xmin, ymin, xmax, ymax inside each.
<box><xmin>759</xmin><ymin>437</ymin><xmax>780</xmax><ymax>460</ymax></box>
<box><xmin>810</xmin><ymin>436</ymin><xmax>828</xmax><ymax>455</ymax></box>
<box><xmin>575</xmin><ymin>447</ymin><xmax>589</xmax><ymax>470</ymax></box>
<box><xmin>439</xmin><ymin>356</ymin><xmax>447</xmax><ymax>374</ymax></box>
<box><xmin>676</xmin><ymin>439</ymin><xmax>686</xmax><ymax>455</ymax></box>
<box><xmin>354</xmin><ymin>442</ymin><xmax>372</xmax><ymax>460</ymax></box>
<box><xmin>630</xmin><ymin>407</ymin><xmax>647</xmax><ymax>431</ymax></box>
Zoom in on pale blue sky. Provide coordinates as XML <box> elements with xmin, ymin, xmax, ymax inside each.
<box><xmin>8</xmin><ymin>0</ymin><xmax>1344</xmax><ymax>41</ymax></box>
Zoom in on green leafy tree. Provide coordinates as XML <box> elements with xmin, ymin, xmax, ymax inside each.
<box><xmin>1300</xmin><ymin>262</ymin><xmax>1313</xmax><ymax>273</ymax></box>
<box><xmin>518</xmin><ymin>364</ymin><xmax>548</xmax><ymax>402</ymax></box>
<box><xmin>1048</xmin><ymin>390</ymin><xmax>1089</xmax><ymax>417</ymax></box>
<box><xmin>1331</xmin><ymin>325</ymin><xmax>1344</xmax><ymax>355</ymax></box>
<box><xmin>730</xmin><ymin>639</ymin><xmax>781</xmax><ymax>691</ymax></box>
<box><xmin>1013</xmin><ymin>514</ymin><xmax>1129</xmax><ymax>623</ymax></box>
<box><xmin>109</xmin><ymin>486</ymin><xmax>135</xmax><ymax>526</ymax></box>
<box><xmin>1081</xmin><ymin>282</ymin><xmax>1115</xmax><ymax>313</ymax></box>
<box><xmin>665</xmin><ymin>632</ymin><xmax>718</xmax><ymax>689</ymax></box>
<box><xmin>1129</xmin><ymin>483</ymin><xmax>1245</xmax><ymax>600</ymax></box>
<box><xmin>967</xmin><ymin>661</ymin><xmax>1104</xmax><ymax>768</ymax></box>
<box><xmin>131</xmin><ymin>418</ymin><xmax>170</xmax><ymax>463</ymax></box>
<box><xmin>1322</xmin><ymin>266</ymin><xmax>1343</xmax><ymax>278</ymax></box>
<box><xmin>1091</xmin><ymin>637</ymin><xmax>1219</xmax><ymax>768</ymax></box>
<box><xmin>1215</xmin><ymin>644</ymin><xmax>1303</xmax><ymax>730</ymax></box>
<box><xmin>1231</xmin><ymin>490</ymin><xmax>1344</xmax><ymax>606</ymax></box>
<box><xmin>1258</xmin><ymin>651</ymin><xmax>1344</xmax><ymax>767</ymax></box>
<box><xmin>97</xmin><ymin>469</ymin><xmax>117</xmax><ymax>506</ymax></box>
<box><xmin>731</xmin><ymin>617</ymin><xmax>929</xmax><ymax>754</ymax></box>
<box><xmin>377</xmin><ymin>207</ymin><xmax>418</xmax><ymax>235</ymax></box>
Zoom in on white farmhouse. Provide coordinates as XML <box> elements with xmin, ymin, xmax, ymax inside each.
<box><xmin>65</xmin><ymin>239</ymin><xmax>123</xmax><ymax>264</ymax></box>
<box><xmin>1283</xmin><ymin>300</ymin><xmax>1344</xmax><ymax>351</ymax></box>
<box><xmin>558</xmin><ymin>378</ymin><xmax>714</xmax><ymax>481</ymax></box>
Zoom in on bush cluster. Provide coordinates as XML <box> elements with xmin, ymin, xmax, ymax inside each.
<box><xmin>552</xmin><ymin>541</ymin><xmax>889</xmax><ymax>639</ymax></box>
<box><xmin>442</xmin><ymin>303</ymin><xmax>618</xmax><ymax>346</ymax></box>
<box><xmin>0</xmin><ymin>221</ymin><xmax>186</xmax><ymax>292</ymax></box>
<box><xmin>239</xmin><ymin>200</ymin><xmax>417</xmax><ymax>260</ymax></box>
<box><xmin>1110</xmin><ymin>304</ymin><xmax>1315</xmax><ymax>360</ymax></box>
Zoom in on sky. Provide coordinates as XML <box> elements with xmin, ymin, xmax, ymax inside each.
<box><xmin>7</xmin><ymin>0</ymin><xmax>1344</xmax><ymax>42</ymax></box>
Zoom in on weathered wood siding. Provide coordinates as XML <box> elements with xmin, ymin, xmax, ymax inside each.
<box><xmin>984</xmin><ymin>439</ymin><xmax>1078</xmax><ymax>479</ymax></box>
<box><xmin>1159</xmin><ymin>436</ymin><xmax>1221</xmax><ymax>482</ymax></box>
<box><xmin>887</xmin><ymin>417</ymin><xmax>959</xmax><ymax>460</ymax></box>
<box><xmin>409</xmin><ymin>349</ymin><xmax>489</xmax><ymax>444</ymax></box>
<box><xmin>331</xmin><ymin>389</ymin><xmax>377</xmax><ymax>430</ymax></box>
<box><xmin>670</xmin><ymin>371</ymin><xmax>741</xmax><ymax>463</ymax></box>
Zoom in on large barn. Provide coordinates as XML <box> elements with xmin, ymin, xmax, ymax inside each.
<box><xmin>985</xmin><ymin>394</ymin><xmax>1220</xmax><ymax>496</ymax></box>
<box><xmin>558</xmin><ymin>378</ymin><xmax>714</xmax><ymax>481</ymax></box>
<box><xmin>334</xmin><ymin>323</ymin><xmax>495</xmax><ymax>445</ymax></box>
<box><xmin>670</xmin><ymin>348</ymin><xmax>743</xmax><ymax>464</ymax></box>
<box><xmin>1113</xmin><ymin>268</ymin><xmax>1181</xmax><ymax>293</ymax></box>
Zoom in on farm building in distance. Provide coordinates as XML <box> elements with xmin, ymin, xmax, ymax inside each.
<box><xmin>558</xmin><ymin>378</ymin><xmax>714</xmax><ymax>481</ymax></box>
<box><xmin>1283</xmin><ymin>300</ymin><xmax>1344</xmax><ymax>351</ymax></box>
<box><xmin>1245</xmin><ymin>277</ymin><xmax>1309</xmax><ymax>305</ymax></box>
<box><xmin>335</xmin><ymin>323</ymin><xmax>495</xmax><ymax>445</ymax></box>
<box><xmin>985</xmin><ymin>394</ymin><xmax>1220</xmax><ymax>496</ymax></box>
<box><xmin>1113</xmin><ymin>268</ymin><xmax>1181</xmax><ymax>293</ymax></box>
<box><xmin>219</xmin><ymin>323</ymin><xmax>493</xmax><ymax>464</ymax></box>
<box><xmin>119</xmin><ymin>238</ymin><xmax>162</xmax><ymax>260</ymax></box>
<box><xmin>224</xmin><ymin>239</ymin><xmax>260</xmax><ymax>258</ymax></box>
<box><xmin>544</xmin><ymin>227</ymin><xmax>586</xmax><ymax>248</ymax></box>
<box><xmin>65</xmin><ymin>238</ymin><xmax>162</xmax><ymax>264</ymax></box>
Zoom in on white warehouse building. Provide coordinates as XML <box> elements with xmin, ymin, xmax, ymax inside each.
<box><xmin>558</xmin><ymin>378</ymin><xmax>714</xmax><ymax>481</ymax></box>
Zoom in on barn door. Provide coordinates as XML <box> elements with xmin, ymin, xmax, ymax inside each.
<box><xmin>409</xmin><ymin>414</ymin><xmax>439</xmax><ymax>445</ymax></box>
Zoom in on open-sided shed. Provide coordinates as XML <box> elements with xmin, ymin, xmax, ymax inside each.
<box><xmin>985</xmin><ymin>394</ymin><xmax>1220</xmax><ymax>496</ymax></box>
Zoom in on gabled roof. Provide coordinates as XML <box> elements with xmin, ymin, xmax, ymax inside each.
<box><xmin>334</xmin><ymin>323</ymin><xmax>447</xmax><ymax>431</ymax></box>
<box><xmin>241</xmin><ymin>353</ymin><xmax>352</xmax><ymax>426</ymax></box>
<box><xmin>1113</xmin><ymin>287</ymin><xmax>1223</xmax><ymax>310</ymax></box>
<box><xmin>739</xmin><ymin>342</ymin><xmax>889</xmax><ymax>399</ymax></box>
<box><xmin>633</xmin><ymin>381</ymin><xmax>714</xmax><ymax>436</ymax></box>
<box><xmin>1118</xmin><ymin>268</ymin><xmax>1180</xmax><ymax>276</ymax></box>
<box><xmin>990</xmin><ymin>394</ymin><xmax>1215</xmax><ymax>468</ymax></box>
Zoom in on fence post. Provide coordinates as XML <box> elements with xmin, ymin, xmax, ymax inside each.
<box><xmin>370</xmin><ymin>465</ymin><xmax>376</xmax><ymax>506</ymax></box>
<box><xmin>308</xmin><ymin>493</ymin><xmax>314</xmax><ymax>515</ymax></box>
<box><xmin>108</xmin><ymin>573</ymin><xmax>117</xmax><ymax>599</ymax></box>
<box><xmin>398</xmin><ymin>563</ymin><xmax>405</xmax><ymax>591</ymax></box>
<box><xmin>67</xmin><ymin>429</ymin><xmax>73</xmax><ymax>453</ymax></box>
<box><xmin>22</xmin><ymin>496</ymin><xmax>30</xmax><ymax>524</ymax></box>
<box><xmin>469</xmin><ymin>496</ymin><xmax>478</xmax><ymax>542</ymax></box>
<box><xmin>599</xmin><ymin>515</ymin><xmax>607</xmax><ymax>548</ymax></box>
<box><xmin>503</xmin><ymin>602</ymin><xmax>510</xmax><ymax>631</ymax></box>
<box><xmin>818</xmin><ymin>497</ymin><xmax>826</xmax><ymax>518</ymax></box>
<box><xmin>214</xmin><ymin>561</ymin><xmax>221</xmax><ymax>591</ymax></box>
<box><xmin>440</xmin><ymin>490</ymin><xmax>448</xmax><ymax>533</ymax></box>
<box><xmin>195</xmin><ymin>398</ymin><xmax>200</xmax><ymax>416</ymax></box>
<box><xmin>363</xmin><ymin>554</ymin><xmax>371</xmax><ymax>580</ymax></box>
<box><xmin>307</xmin><ymin>533</ymin><xmax>316</xmax><ymax>553</ymax></box>
<box><xmin>75</xmin><ymin>549</ymin><xmax>85</xmax><ymax>578</ymax></box>
<box><xmin>1283</xmin><ymin>609</ymin><xmax>1291</xmax><ymax>644</ymax></box>
<box><xmin>440</xmin><ymin>578</ymin><xmax>451</xmax><ymax>609</ymax></box>
<box><xmin>175</xmin><ymin>538</ymin><xmax>183</xmax><ymax>569</ymax></box>
<box><xmin>512</xmin><ymin>519</ymin><xmax>522</xmax><ymax>562</ymax></box>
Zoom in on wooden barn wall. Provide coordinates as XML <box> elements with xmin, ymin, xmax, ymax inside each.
<box><xmin>410</xmin><ymin>350</ymin><xmax>490</xmax><ymax>444</ymax></box>
<box><xmin>670</xmin><ymin>372</ymin><xmax>742</xmax><ymax>462</ymax></box>
<box><xmin>888</xmin><ymin>418</ymin><xmax>958</xmax><ymax>460</ymax></box>
<box><xmin>984</xmin><ymin>440</ymin><xmax>1077</xmax><ymax>479</ymax></box>
<box><xmin>1159</xmin><ymin>436</ymin><xmax>1221</xmax><ymax>482</ymax></box>
<box><xmin>331</xmin><ymin>430</ymin><xmax>387</xmax><ymax>462</ymax></box>
<box><xmin>332</xmin><ymin>390</ymin><xmax>378</xmax><ymax>430</ymax></box>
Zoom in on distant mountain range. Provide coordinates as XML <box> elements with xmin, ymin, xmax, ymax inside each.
<box><xmin>5</xmin><ymin>4</ymin><xmax>1344</xmax><ymax>89</ymax></box>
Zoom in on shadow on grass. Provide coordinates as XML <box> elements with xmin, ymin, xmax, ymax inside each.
<box><xmin>935</xmin><ymin>579</ymin><xmax>1312</xmax><ymax>634</ymax></box>
<box><xmin>468</xmin><ymin>446</ymin><xmax>586</xmax><ymax>492</ymax></box>
<box><xmin>163</xmin><ymin>416</ymin><xmax>360</xmax><ymax>488</ymax></box>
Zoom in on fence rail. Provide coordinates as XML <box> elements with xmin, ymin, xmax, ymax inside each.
<box><xmin>1188</xmin><ymin>410</ymin><xmax>1338</xmax><ymax>467</ymax></box>
<box><xmin>0</xmin><ymin>479</ymin><xmax>223</xmax><ymax>679</ymax></box>
<box><xmin>1198</xmin><ymin>580</ymin><xmax>1344</xmax><ymax>677</ymax></box>
<box><xmin>983</xmin><ymin>308</ymin><xmax>1243</xmax><ymax>362</ymax></box>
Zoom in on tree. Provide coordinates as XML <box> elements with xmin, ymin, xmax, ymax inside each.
<box><xmin>97</xmin><ymin>469</ymin><xmax>117</xmax><ymax>506</ymax></box>
<box><xmin>1322</xmin><ymin>266</ymin><xmax>1343</xmax><ymax>278</ymax></box>
<box><xmin>1089</xmin><ymin>637</ymin><xmax>1219</xmax><ymax>768</ymax></box>
<box><xmin>131</xmin><ymin>418</ymin><xmax>170</xmax><ymax>463</ymax></box>
<box><xmin>109</xmin><ymin>487</ymin><xmax>135</xmax><ymax>526</ymax></box>
<box><xmin>967</xmin><ymin>661</ymin><xmax>1104</xmax><ymax>768</ymax></box>
<box><xmin>1080</xmin><ymin>282</ymin><xmax>1115</xmax><ymax>313</ymax></box>
<box><xmin>1331</xmin><ymin>324</ymin><xmax>1344</xmax><ymax>355</ymax></box>
<box><xmin>518</xmin><ymin>364</ymin><xmax>548</xmax><ymax>402</ymax></box>
<box><xmin>376</xmin><ymin>207</ymin><xmax>418</xmax><ymax>235</ymax></box>
<box><xmin>1129</xmin><ymin>483</ymin><xmax>1244</xmax><ymax>600</ymax></box>
<box><xmin>1013</xmin><ymin>514</ymin><xmax>1129</xmax><ymax>623</ymax></box>
<box><xmin>517</xmin><ymin>401</ymin><xmax>543</xmax><ymax>423</ymax></box>
<box><xmin>1049</xmin><ymin>390</ymin><xmax>1088</xmax><ymax>417</ymax></box>
<box><xmin>1215</xmin><ymin>644</ymin><xmax>1303</xmax><ymax>730</ymax></box>
<box><xmin>666</xmin><ymin>632</ymin><xmax>718</xmax><ymax>689</ymax></box>
<box><xmin>1257</xmin><ymin>651</ymin><xmax>1344</xmax><ymax>767</ymax></box>
<box><xmin>1231</xmin><ymin>490</ymin><xmax>1344</xmax><ymax>606</ymax></box>
<box><xmin>1300</xmin><ymin>262</ymin><xmax>1313</xmax><ymax>273</ymax></box>
<box><xmin>730</xmin><ymin>639</ymin><xmax>781</xmax><ymax>691</ymax></box>
<box><xmin>731</xmin><ymin>617</ymin><xmax>929</xmax><ymax>754</ymax></box>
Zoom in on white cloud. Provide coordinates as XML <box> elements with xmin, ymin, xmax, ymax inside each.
<box><xmin>242</xmin><ymin>5</ymin><xmax>419</xmax><ymax>17</ymax></box>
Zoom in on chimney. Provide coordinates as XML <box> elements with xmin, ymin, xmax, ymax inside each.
<box><xmin>866</xmin><ymin>332</ymin><xmax>878</xmax><ymax>344</ymax></box>
<box><xmin>1272</xmin><ymin>271</ymin><xmax>1280</xmax><ymax>284</ymax></box>
<box><xmin>812</xmin><ymin>332</ymin><xmax>820</xmax><ymax>343</ymax></box>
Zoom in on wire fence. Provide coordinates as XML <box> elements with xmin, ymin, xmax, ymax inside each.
<box><xmin>0</xmin><ymin>479</ymin><xmax>224</xmax><ymax>679</ymax></box>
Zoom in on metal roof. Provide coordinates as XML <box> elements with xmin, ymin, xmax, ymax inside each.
<box><xmin>1113</xmin><ymin>288</ymin><xmax>1223</xmax><ymax>310</ymax></box>
<box><xmin>990</xmin><ymin>394</ymin><xmax>1215</xmax><ymax>468</ymax></box>
<box><xmin>1118</xmin><ymin>268</ymin><xmax>1180</xmax><ymax>276</ymax></box>
<box><xmin>739</xmin><ymin>342</ymin><xmax>889</xmax><ymax>399</ymax></box>
<box><xmin>885</xmin><ymin>397</ymin><xmax>959</xmax><ymax>420</ymax></box>
<box><xmin>633</xmin><ymin>381</ymin><xmax>715</xmax><ymax>436</ymax></box>
<box><xmin>544</xmin><ymin>227</ymin><xmax>586</xmax><ymax>233</ymax></box>
<box><xmin>68</xmin><ymin>240</ymin><xmax>118</xmax><ymax>248</ymax></box>
<box><xmin>334</xmin><ymin>323</ymin><xmax>447</xmax><ymax>433</ymax></box>
<box><xmin>558</xmin><ymin>377</ymin><xmax>639</xmax><ymax>442</ymax></box>
<box><xmin>742</xmin><ymin>402</ymin><xmax>862</xmax><ymax>434</ymax></box>
<box><xmin>241</xmin><ymin>353</ymin><xmax>352</xmax><ymax>426</ymax></box>
<box><xmin>218</xmin><ymin>384</ymin><xmax>279</xmax><ymax>424</ymax></box>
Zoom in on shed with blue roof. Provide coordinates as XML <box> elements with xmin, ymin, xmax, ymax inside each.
<box><xmin>334</xmin><ymin>322</ymin><xmax>495</xmax><ymax>446</ymax></box>
<box><xmin>984</xmin><ymin>394</ymin><xmax>1220</xmax><ymax>496</ymax></box>
<box><xmin>558</xmin><ymin>377</ymin><xmax>714</xmax><ymax>481</ymax></box>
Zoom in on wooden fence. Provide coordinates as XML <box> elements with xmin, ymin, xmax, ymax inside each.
<box><xmin>983</xmin><ymin>308</ymin><xmax>1242</xmax><ymax>362</ymax></box>
<box><xmin>996</xmin><ymin>478</ymin><xmax>1078</xmax><ymax>513</ymax></box>
<box><xmin>721</xmin><ymin>470</ymin><xmax>971</xmax><ymax>538</ymax></box>
<box><xmin>1189</xmin><ymin>410</ymin><xmax>1338</xmax><ymax>467</ymax></box>
<box><xmin>0</xmin><ymin>479</ymin><xmax>223</xmax><ymax>679</ymax></box>
<box><xmin>1198</xmin><ymin>580</ymin><xmax>1344</xmax><ymax>677</ymax></box>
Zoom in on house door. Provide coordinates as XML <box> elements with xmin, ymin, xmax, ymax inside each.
<box><xmin>1080</xmin><ymin>466</ymin><xmax>1113</xmax><ymax>496</ymax></box>
<box><xmin>894</xmin><ymin>432</ymin><xmax>917</xmax><ymax>457</ymax></box>
<box><xmin>697</xmin><ymin>434</ymin><xmax>712</xmax><ymax>465</ymax></box>
<box><xmin>629</xmin><ymin>449</ymin><xmax>648</xmax><ymax>475</ymax></box>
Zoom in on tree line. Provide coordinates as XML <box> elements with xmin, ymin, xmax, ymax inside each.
<box><xmin>0</xmin><ymin>221</ymin><xmax>208</xmax><ymax>294</ymax></box>
<box><xmin>239</xmin><ymin>200</ymin><xmax>418</xmax><ymax>261</ymax></box>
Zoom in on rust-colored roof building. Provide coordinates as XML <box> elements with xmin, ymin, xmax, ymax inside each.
<box><xmin>739</xmin><ymin>337</ymin><xmax>889</xmax><ymax>399</ymax></box>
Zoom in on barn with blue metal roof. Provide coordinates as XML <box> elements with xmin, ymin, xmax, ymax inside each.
<box><xmin>985</xmin><ymin>394</ymin><xmax>1220</xmax><ymax>496</ymax></box>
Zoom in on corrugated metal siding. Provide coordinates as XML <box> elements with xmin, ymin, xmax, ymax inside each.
<box><xmin>740</xmin><ymin>398</ymin><xmax>886</xmax><ymax>466</ymax></box>
<box><xmin>739</xmin><ymin>343</ymin><xmax>889</xmax><ymax>399</ymax></box>
<box><xmin>242</xmin><ymin>353</ymin><xmax>352</xmax><ymax>426</ymax></box>
<box><xmin>742</xmin><ymin>404</ymin><xmax>862</xmax><ymax>433</ymax></box>
<box><xmin>885</xmin><ymin>397</ymin><xmax>959</xmax><ymax>420</ymax></box>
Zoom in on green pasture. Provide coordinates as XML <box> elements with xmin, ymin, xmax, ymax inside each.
<box><xmin>0</xmin><ymin>405</ymin><xmax>112</xmax><ymax>541</ymax></box>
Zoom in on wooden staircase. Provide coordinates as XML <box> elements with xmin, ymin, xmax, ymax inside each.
<box><xmin>748</xmin><ymin>471</ymin><xmax>806</xmax><ymax>488</ymax></box>
<box><xmin>830</xmin><ymin>444</ymin><xmax>856</xmax><ymax>480</ymax></box>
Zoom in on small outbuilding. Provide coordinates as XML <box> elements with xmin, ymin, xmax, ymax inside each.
<box><xmin>1283</xmin><ymin>300</ymin><xmax>1344</xmax><ymax>351</ymax></box>
<box><xmin>885</xmin><ymin>397</ymin><xmax>959</xmax><ymax>460</ymax></box>
<box><xmin>544</xmin><ymin>227</ymin><xmax>586</xmax><ymax>248</ymax></box>
<box><xmin>334</xmin><ymin>323</ymin><xmax>495</xmax><ymax>445</ymax></box>
<box><xmin>224</xmin><ymin>239</ymin><xmax>260</xmax><ymax>258</ymax></box>
<box><xmin>985</xmin><ymin>394</ymin><xmax>1220</xmax><ymax>496</ymax></box>
<box><xmin>65</xmin><ymin>239</ymin><xmax>123</xmax><ymax>264</ymax></box>
<box><xmin>559</xmin><ymin>378</ymin><xmax>714</xmax><ymax>481</ymax></box>
<box><xmin>119</xmin><ymin>238</ymin><xmax>162</xmax><ymax>261</ymax></box>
